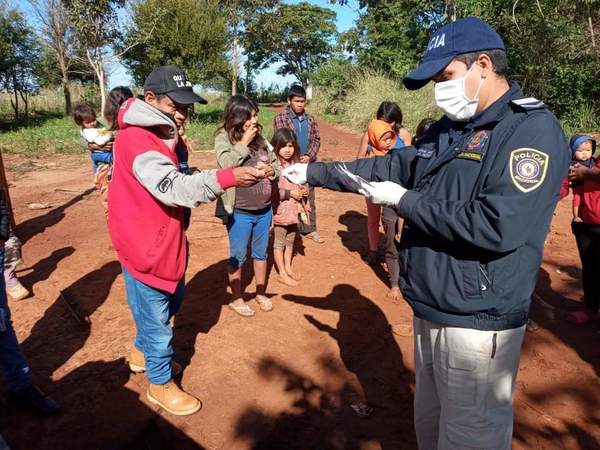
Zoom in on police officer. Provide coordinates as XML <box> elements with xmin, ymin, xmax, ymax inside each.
<box><xmin>284</xmin><ymin>17</ymin><xmax>569</xmax><ymax>450</ymax></box>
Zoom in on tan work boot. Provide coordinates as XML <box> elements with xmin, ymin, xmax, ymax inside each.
<box><xmin>7</xmin><ymin>283</ymin><xmax>31</xmax><ymax>301</ymax></box>
<box><xmin>128</xmin><ymin>346</ymin><xmax>182</xmax><ymax>377</ymax></box>
<box><xmin>147</xmin><ymin>381</ymin><xmax>201</xmax><ymax>416</ymax></box>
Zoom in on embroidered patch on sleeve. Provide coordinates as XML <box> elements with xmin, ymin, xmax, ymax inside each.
<box><xmin>509</xmin><ymin>148</ymin><xmax>549</xmax><ymax>192</ymax></box>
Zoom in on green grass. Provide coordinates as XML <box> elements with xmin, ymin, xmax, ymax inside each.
<box><xmin>0</xmin><ymin>102</ymin><xmax>277</xmax><ymax>156</ymax></box>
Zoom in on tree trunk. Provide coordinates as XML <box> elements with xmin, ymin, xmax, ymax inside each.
<box><xmin>231</xmin><ymin>28</ymin><xmax>239</xmax><ymax>96</ymax></box>
<box><xmin>98</xmin><ymin>64</ymin><xmax>106</xmax><ymax>118</ymax></box>
<box><xmin>589</xmin><ymin>15</ymin><xmax>596</xmax><ymax>49</ymax></box>
<box><xmin>446</xmin><ymin>0</ymin><xmax>456</xmax><ymax>22</ymax></box>
<box><xmin>63</xmin><ymin>79</ymin><xmax>72</xmax><ymax>115</ymax></box>
<box><xmin>87</xmin><ymin>48</ymin><xmax>106</xmax><ymax>118</ymax></box>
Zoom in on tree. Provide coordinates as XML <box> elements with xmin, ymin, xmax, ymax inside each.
<box><xmin>28</xmin><ymin>0</ymin><xmax>77</xmax><ymax>114</ymax></box>
<box><xmin>0</xmin><ymin>5</ymin><xmax>41</xmax><ymax>119</ymax></box>
<box><xmin>120</xmin><ymin>0</ymin><xmax>229</xmax><ymax>88</ymax></box>
<box><xmin>220</xmin><ymin>0</ymin><xmax>278</xmax><ymax>95</ymax></box>
<box><xmin>245</xmin><ymin>1</ymin><xmax>337</xmax><ymax>87</ymax></box>
<box><xmin>64</xmin><ymin>0</ymin><xmax>138</xmax><ymax>116</ymax></box>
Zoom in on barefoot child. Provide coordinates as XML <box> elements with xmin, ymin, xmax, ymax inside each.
<box><xmin>271</xmin><ymin>129</ymin><xmax>309</xmax><ymax>286</ymax></box>
<box><xmin>564</xmin><ymin>135</ymin><xmax>600</xmax><ymax>325</ymax></box>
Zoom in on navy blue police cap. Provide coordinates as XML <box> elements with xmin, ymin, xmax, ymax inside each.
<box><xmin>403</xmin><ymin>17</ymin><xmax>505</xmax><ymax>91</ymax></box>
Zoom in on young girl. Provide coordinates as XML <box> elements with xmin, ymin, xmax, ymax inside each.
<box><xmin>363</xmin><ymin>119</ymin><xmax>405</xmax><ymax>300</ymax></box>
<box><xmin>214</xmin><ymin>95</ymin><xmax>279</xmax><ymax>317</ymax></box>
<box><xmin>271</xmin><ymin>129</ymin><xmax>309</xmax><ymax>286</ymax></box>
<box><xmin>357</xmin><ymin>101</ymin><xmax>412</xmax><ymax>158</ymax></box>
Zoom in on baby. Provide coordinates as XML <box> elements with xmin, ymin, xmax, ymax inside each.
<box><xmin>73</xmin><ymin>103</ymin><xmax>113</xmax><ymax>172</ymax></box>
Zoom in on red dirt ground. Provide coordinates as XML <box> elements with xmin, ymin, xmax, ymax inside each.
<box><xmin>0</xmin><ymin>116</ymin><xmax>599</xmax><ymax>450</ymax></box>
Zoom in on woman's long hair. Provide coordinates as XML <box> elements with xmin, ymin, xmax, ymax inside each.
<box><xmin>376</xmin><ymin>101</ymin><xmax>403</xmax><ymax>134</ymax></box>
<box><xmin>271</xmin><ymin>128</ymin><xmax>301</xmax><ymax>164</ymax></box>
<box><xmin>219</xmin><ymin>94</ymin><xmax>266</xmax><ymax>152</ymax></box>
<box><xmin>104</xmin><ymin>86</ymin><xmax>134</xmax><ymax>131</ymax></box>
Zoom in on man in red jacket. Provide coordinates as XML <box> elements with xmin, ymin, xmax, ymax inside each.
<box><xmin>108</xmin><ymin>65</ymin><xmax>265</xmax><ymax>416</ymax></box>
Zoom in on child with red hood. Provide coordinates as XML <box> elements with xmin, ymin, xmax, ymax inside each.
<box><xmin>364</xmin><ymin>119</ymin><xmax>403</xmax><ymax>300</ymax></box>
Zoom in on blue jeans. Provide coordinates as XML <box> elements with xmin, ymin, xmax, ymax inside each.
<box><xmin>227</xmin><ymin>207</ymin><xmax>272</xmax><ymax>268</ymax></box>
<box><xmin>90</xmin><ymin>151</ymin><xmax>113</xmax><ymax>172</ymax></box>
<box><xmin>0</xmin><ymin>250</ymin><xmax>32</xmax><ymax>391</ymax></box>
<box><xmin>122</xmin><ymin>266</ymin><xmax>185</xmax><ymax>385</ymax></box>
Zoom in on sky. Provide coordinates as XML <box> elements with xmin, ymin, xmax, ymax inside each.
<box><xmin>15</xmin><ymin>0</ymin><xmax>361</xmax><ymax>89</ymax></box>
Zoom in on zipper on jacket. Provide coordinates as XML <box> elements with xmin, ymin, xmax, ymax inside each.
<box><xmin>479</xmin><ymin>265</ymin><xmax>491</xmax><ymax>291</ymax></box>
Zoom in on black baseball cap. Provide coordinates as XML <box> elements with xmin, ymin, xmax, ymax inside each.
<box><xmin>143</xmin><ymin>65</ymin><xmax>207</xmax><ymax>105</ymax></box>
<box><xmin>403</xmin><ymin>17</ymin><xmax>505</xmax><ymax>90</ymax></box>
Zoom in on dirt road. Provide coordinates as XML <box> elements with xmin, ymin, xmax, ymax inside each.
<box><xmin>0</xmin><ymin>117</ymin><xmax>598</xmax><ymax>449</ymax></box>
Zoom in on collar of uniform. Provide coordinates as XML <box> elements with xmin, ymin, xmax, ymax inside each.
<box><xmin>469</xmin><ymin>81</ymin><xmax>523</xmax><ymax>128</ymax></box>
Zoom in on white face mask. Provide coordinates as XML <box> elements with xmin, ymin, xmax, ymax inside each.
<box><xmin>434</xmin><ymin>65</ymin><xmax>486</xmax><ymax>122</ymax></box>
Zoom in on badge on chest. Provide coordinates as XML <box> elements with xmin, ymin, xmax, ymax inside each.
<box><xmin>455</xmin><ymin>130</ymin><xmax>490</xmax><ymax>162</ymax></box>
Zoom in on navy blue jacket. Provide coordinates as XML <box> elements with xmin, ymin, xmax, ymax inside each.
<box><xmin>308</xmin><ymin>83</ymin><xmax>570</xmax><ymax>331</ymax></box>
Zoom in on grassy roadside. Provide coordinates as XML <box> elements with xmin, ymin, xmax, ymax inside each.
<box><xmin>0</xmin><ymin>104</ymin><xmax>276</xmax><ymax>156</ymax></box>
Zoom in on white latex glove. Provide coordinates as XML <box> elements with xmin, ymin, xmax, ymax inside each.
<box><xmin>282</xmin><ymin>163</ymin><xmax>308</xmax><ymax>185</ymax></box>
<box><xmin>358</xmin><ymin>180</ymin><xmax>407</xmax><ymax>207</ymax></box>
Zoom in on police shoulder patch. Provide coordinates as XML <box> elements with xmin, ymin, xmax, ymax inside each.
<box><xmin>509</xmin><ymin>148</ymin><xmax>549</xmax><ymax>193</ymax></box>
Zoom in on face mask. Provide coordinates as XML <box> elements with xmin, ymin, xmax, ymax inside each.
<box><xmin>434</xmin><ymin>65</ymin><xmax>485</xmax><ymax>122</ymax></box>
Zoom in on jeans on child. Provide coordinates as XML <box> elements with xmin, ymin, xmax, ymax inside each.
<box><xmin>122</xmin><ymin>266</ymin><xmax>185</xmax><ymax>385</ymax></box>
<box><xmin>0</xmin><ymin>249</ymin><xmax>33</xmax><ymax>391</ymax></box>
<box><xmin>227</xmin><ymin>207</ymin><xmax>272</xmax><ymax>268</ymax></box>
<box><xmin>90</xmin><ymin>151</ymin><xmax>113</xmax><ymax>173</ymax></box>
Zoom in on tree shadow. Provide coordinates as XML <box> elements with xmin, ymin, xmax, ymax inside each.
<box><xmin>234</xmin><ymin>284</ymin><xmax>415</xmax><ymax>449</ymax></box>
<box><xmin>1</xmin><ymin>358</ymin><xmax>206</xmax><ymax>450</ymax></box>
<box><xmin>18</xmin><ymin>246</ymin><xmax>76</xmax><ymax>293</ymax></box>
<box><xmin>533</xmin><ymin>265</ymin><xmax>600</xmax><ymax>376</ymax></box>
<box><xmin>337</xmin><ymin>211</ymin><xmax>389</xmax><ymax>287</ymax></box>
<box><xmin>16</xmin><ymin>187</ymin><xmax>96</xmax><ymax>245</ymax></box>
<box><xmin>20</xmin><ymin>260</ymin><xmax>121</xmax><ymax>381</ymax></box>
<box><xmin>173</xmin><ymin>259</ymin><xmax>230</xmax><ymax>369</ymax></box>
<box><xmin>0</xmin><ymin>111</ymin><xmax>66</xmax><ymax>132</ymax></box>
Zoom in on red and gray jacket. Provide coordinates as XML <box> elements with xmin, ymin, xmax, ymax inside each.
<box><xmin>108</xmin><ymin>98</ymin><xmax>235</xmax><ymax>292</ymax></box>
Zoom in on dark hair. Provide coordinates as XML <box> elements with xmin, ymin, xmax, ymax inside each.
<box><xmin>414</xmin><ymin>117</ymin><xmax>435</xmax><ymax>144</ymax></box>
<box><xmin>72</xmin><ymin>103</ymin><xmax>96</xmax><ymax>126</ymax></box>
<box><xmin>104</xmin><ymin>86</ymin><xmax>134</xmax><ymax>131</ymax></box>
<box><xmin>455</xmin><ymin>49</ymin><xmax>508</xmax><ymax>76</ymax></box>
<box><xmin>288</xmin><ymin>84</ymin><xmax>306</xmax><ymax>100</ymax></box>
<box><xmin>271</xmin><ymin>128</ymin><xmax>301</xmax><ymax>163</ymax></box>
<box><xmin>376</xmin><ymin>101</ymin><xmax>403</xmax><ymax>132</ymax></box>
<box><xmin>220</xmin><ymin>94</ymin><xmax>266</xmax><ymax>152</ymax></box>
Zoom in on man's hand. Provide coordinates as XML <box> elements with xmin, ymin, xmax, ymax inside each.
<box><xmin>282</xmin><ymin>163</ymin><xmax>308</xmax><ymax>185</ymax></box>
<box><xmin>358</xmin><ymin>181</ymin><xmax>407</xmax><ymax>207</ymax></box>
<box><xmin>300</xmin><ymin>155</ymin><xmax>310</xmax><ymax>164</ymax></box>
<box><xmin>300</xmin><ymin>186</ymin><xmax>309</xmax><ymax>197</ymax></box>
<box><xmin>232</xmin><ymin>166</ymin><xmax>265</xmax><ymax>187</ymax></box>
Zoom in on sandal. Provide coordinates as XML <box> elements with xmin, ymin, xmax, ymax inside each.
<box><xmin>566</xmin><ymin>310</ymin><xmax>591</xmax><ymax>324</ymax></box>
<box><xmin>228</xmin><ymin>301</ymin><xmax>255</xmax><ymax>317</ymax></box>
<box><xmin>255</xmin><ymin>295</ymin><xmax>273</xmax><ymax>312</ymax></box>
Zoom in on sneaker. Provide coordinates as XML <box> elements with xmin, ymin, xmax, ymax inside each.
<box><xmin>7</xmin><ymin>283</ymin><xmax>31</xmax><ymax>301</ymax></box>
<box><xmin>303</xmin><ymin>232</ymin><xmax>325</xmax><ymax>244</ymax></box>
<box><xmin>9</xmin><ymin>385</ymin><xmax>60</xmax><ymax>415</ymax></box>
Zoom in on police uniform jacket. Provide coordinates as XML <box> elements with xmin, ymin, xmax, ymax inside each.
<box><xmin>308</xmin><ymin>82</ymin><xmax>570</xmax><ymax>331</ymax></box>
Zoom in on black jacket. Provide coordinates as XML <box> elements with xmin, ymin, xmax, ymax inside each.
<box><xmin>307</xmin><ymin>82</ymin><xmax>570</xmax><ymax>331</ymax></box>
